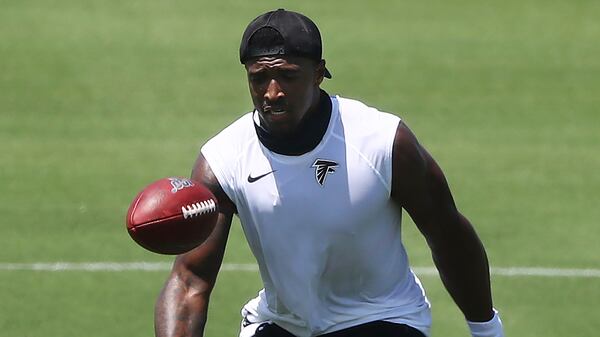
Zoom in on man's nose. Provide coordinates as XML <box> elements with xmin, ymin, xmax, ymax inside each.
<box><xmin>264</xmin><ymin>79</ymin><xmax>285</xmax><ymax>102</ymax></box>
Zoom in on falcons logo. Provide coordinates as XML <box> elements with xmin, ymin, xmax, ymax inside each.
<box><xmin>312</xmin><ymin>159</ymin><xmax>338</xmax><ymax>186</ymax></box>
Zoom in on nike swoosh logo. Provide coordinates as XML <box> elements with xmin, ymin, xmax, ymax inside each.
<box><xmin>247</xmin><ymin>170</ymin><xmax>276</xmax><ymax>183</ymax></box>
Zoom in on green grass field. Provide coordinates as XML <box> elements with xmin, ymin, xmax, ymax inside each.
<box><xmin>1</xmin><ymin>0</ymin><xmax>599</xmax><ymax>336</ymax></box>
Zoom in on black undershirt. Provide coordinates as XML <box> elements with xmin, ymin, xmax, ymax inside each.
<box><xmin>254</xmin><ymin>90</ymin><xmax>332</xmax><ymax>156</ymax></box>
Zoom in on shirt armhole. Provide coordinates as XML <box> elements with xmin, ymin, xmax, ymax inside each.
<box><xmin>382</xmin><ymin>114</ymin><xmax>402</xmax><ymax>197</ymax></box>
<box><xmin>200</xmin><ymin>144</ymin><xmax>237</xmax><ymax>205</ymax></box>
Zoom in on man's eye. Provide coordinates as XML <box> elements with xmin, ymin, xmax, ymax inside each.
<box><xmin>249</xmin><ymin>73</ymin><xmax>267</xmax><ymax>83</ymax></box>
<box><xmin>281</xmin><ymin>72</ymin><xmax>298</xmax><ymax>80</ymax></box>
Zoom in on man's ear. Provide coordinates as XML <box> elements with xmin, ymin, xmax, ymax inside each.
<box><xmin>315</xmin><ymin>60</ymin><xmax>326</xmax><ymax>85</ymax></box>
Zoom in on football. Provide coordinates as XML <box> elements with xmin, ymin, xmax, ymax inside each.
<box><xmin>126</xmin><ymin>177</ymin><xmax>219</xmax><ymax>255</ymax></box>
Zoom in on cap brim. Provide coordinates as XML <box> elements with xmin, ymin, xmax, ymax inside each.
<box><xmin>324</xmin><ymin>67</ymin><xmax>332</xmax><ymax>79</ymax></box>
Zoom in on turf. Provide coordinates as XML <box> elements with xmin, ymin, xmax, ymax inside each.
<box><xmin>1</xmin><ymin>0</ymin><xmax>599</xmax><ymax>336</ymax></box>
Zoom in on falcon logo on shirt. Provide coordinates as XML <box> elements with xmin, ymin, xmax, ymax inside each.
<box><xmin>312</xmin><ymin>159</ymin><xmax>338</xmax><ymax>186</ymax></box>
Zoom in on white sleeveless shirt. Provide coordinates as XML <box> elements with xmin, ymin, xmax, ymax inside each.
<box><xmin>201</xmin><ymin>95</ymin><xmax>431</xmax><ymax>337</ymax></box>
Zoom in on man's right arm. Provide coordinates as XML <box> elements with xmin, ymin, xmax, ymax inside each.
<box><xmin>155</xmin><ymin>154</ymin><xmax>236</xmax><ymax>337</ymax></box>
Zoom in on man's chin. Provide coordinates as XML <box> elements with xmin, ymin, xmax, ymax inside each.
<box><xmin>263</xmin><ymin>122</ymin><xmax>297</xmax><ymax>139</ymax></box>
<box><xmin>259</xmin><ymin>113</ymin><xmax>296</xmax><ymax>133</ymax></box>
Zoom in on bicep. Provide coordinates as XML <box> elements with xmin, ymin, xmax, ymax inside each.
<box><xmin>391</xmin><ymin>122</ymin><xmax>461</xmax><ymax>241</ymax></box>
<box><xmin>174</xmin><ymin>153</ymin><xmax>236</xmax><ymax>280</ymax></box>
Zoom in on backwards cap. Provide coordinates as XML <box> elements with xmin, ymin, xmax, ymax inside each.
<box><xmin>239</xmin><ymin>9</ymin><xmax>332</xmax><ymax>78</ymax></box>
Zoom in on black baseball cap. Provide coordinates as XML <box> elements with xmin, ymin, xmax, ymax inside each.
<box><xmin>239</xmin><ymin>9</ymin><xmax>332</xmax><ymax>78</ymax></box>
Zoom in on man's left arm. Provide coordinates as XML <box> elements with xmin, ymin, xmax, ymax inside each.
<box><xmin>390</xmin><ymin>122</ymin><xmax>504</xmax><ymax>336</ymax></box>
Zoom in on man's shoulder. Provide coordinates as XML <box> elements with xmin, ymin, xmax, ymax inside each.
<box><xmin>201</xmin><ymin>111</ymin><xmax>258</xmax><ymax>167</ymax></box>
<box><xmin>334</xmin><ymin>95</ymin><xmax>401</xmax><ymax>136</ymax></box>
<box><xmin>336</xmin><ymin>95</ymin><xmax>400</xmax><ymax>122</ymax></box>
<box><xmin>335</xmin><ymin>95</ymin><xmax>372</xmax><ymax>113</ymax></box>
<box><xmin>205</xmin><ymin>112</ymin><xmax>255</xmax><ymax>145</ymax></box>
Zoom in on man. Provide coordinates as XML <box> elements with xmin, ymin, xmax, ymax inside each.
<box><xmin>155</xmin><ymin>9</ymin><xmax>504</xmax><ymax>337</ymax></box>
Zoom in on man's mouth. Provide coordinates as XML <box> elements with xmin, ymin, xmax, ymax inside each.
<box><xmin>263</xmin><ymin>106</ymin><xmax>287</xmax><ymax>115</ymax></box>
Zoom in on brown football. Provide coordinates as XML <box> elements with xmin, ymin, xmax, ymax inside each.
<box><xmin>126</xmin><ymin>177</ymin><xmax>218</xmax><ymax>255</ymax></box>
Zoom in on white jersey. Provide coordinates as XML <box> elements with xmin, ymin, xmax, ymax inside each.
<box><xmin>201</xmin><ymin>95</ymin><xmax>431</xmax><ymax>337</ymax></box>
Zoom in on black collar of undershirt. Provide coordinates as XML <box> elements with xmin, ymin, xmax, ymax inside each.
<box><xmin>253</xmin><ymin>90</ymin><xmax>332</xmax><ymax>156</ymax></box>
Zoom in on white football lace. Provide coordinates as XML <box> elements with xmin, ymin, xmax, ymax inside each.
<box><xmin>181</xmin><ymin>199</ymin><xmax>217</xmax><ymax>219</ymax></box>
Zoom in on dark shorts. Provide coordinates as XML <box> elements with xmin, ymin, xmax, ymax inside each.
<box><xmin>250</xmin><ymin>320</ymin><xmax>426</xmax><ymax>337</ymax></box>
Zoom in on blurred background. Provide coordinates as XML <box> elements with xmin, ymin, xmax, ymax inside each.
<box><xmin>1</xmin><ymin>0</ymin><xmax>599</xmax><ymax>336</ymax></box>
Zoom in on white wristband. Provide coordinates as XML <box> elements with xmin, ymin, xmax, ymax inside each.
<box><xmin>467</xmin><ymin>309</ymin><xmax>504</xmax><ymax>337</ymax></box>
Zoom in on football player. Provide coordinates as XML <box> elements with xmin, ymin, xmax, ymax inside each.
<box><xmin>155</xmin><ymin>9</ymin><xmax>504</xmax><ymax>337</ymax></box>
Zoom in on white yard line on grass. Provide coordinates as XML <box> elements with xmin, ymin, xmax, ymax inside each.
<box><xmin>414</xmin><ymin>266</ymin><xmax>600</xmax><ymax>278</ymax></box>
<box><xmin>0</xmin><ymin>262</ymin><xmax>174</xmax><ymax>272</ymax></box>
<box><xmin>0</xmin><ymin>262</ymin><xmax>599</xmax><ymax>278</ymax></box>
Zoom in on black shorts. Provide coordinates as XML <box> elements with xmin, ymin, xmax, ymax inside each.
<box><xmin>250</xmin><ymin>320</ymin><xmax>426</xmax><ymax>337</ymax></box>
